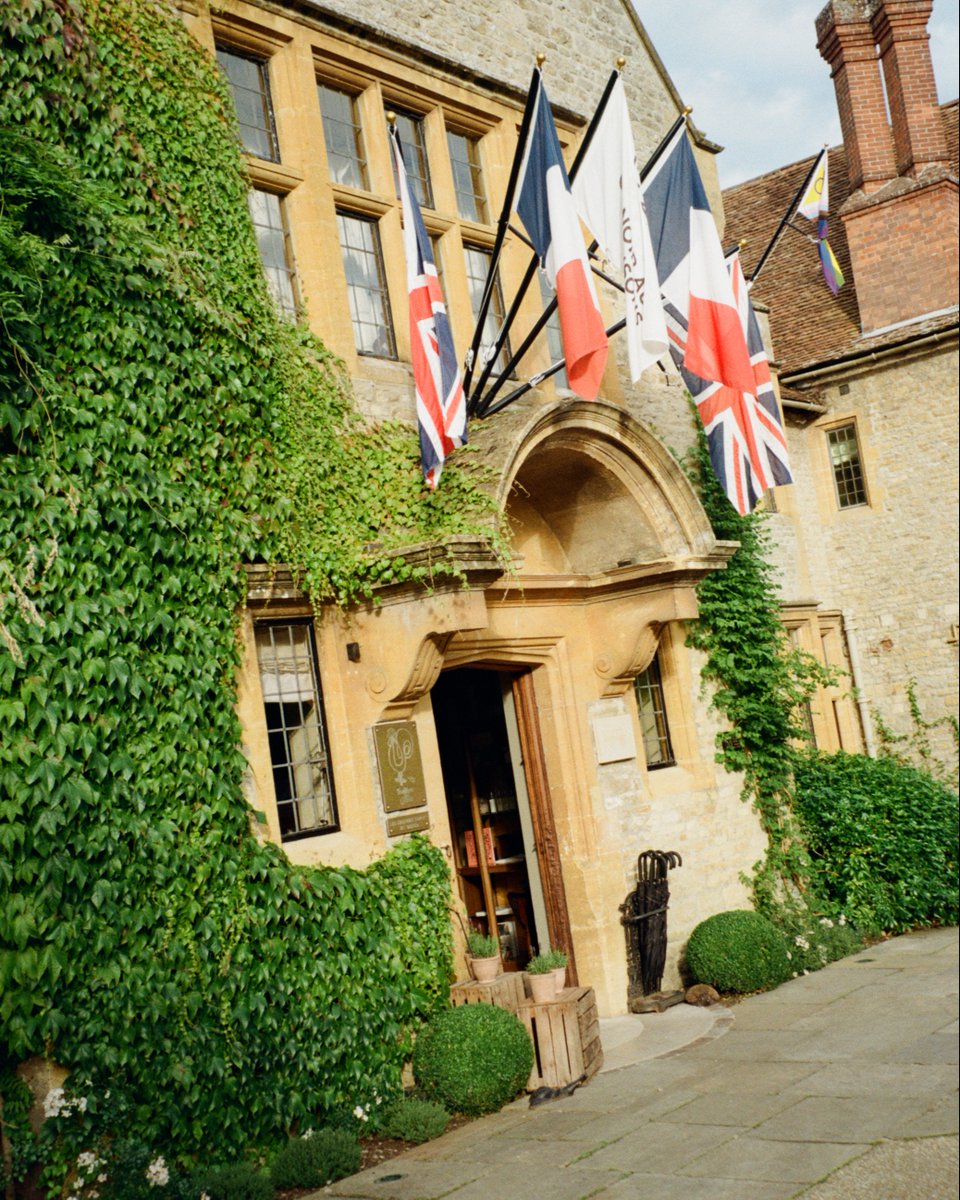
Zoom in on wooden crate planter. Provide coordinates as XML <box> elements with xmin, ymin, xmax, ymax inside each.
<box><xmin>518</xmin><ymin>986</ymin><xmax>603</xmax><ymax>1090</ymax></box>
<box><xmin>450</xmin><ymin>972</ymin><xmax>525</xmax><ymax>1013</ymax></box>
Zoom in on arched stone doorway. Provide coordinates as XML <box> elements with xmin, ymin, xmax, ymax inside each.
<box><xmin>433</xmin><ymin>399</ymin><xmax>733</xmax><ymax>1011</ymax></box>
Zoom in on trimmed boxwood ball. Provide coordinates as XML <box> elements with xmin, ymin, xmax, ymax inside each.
<box><xmin>685</xmin><ymin>909</ymin><xmax>790</xmax><ymax>994</ymax></box>
<box><xmin>412</xmin><ymin>1003</ymin><xmax>534</xmax><ymax>1115</ymax></box>
<box><xmin>269</xmin><ymin>1129</ymin><xmax>362</xmax><ymax>1189</ymax></box>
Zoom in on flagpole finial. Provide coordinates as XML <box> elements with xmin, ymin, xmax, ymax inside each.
<box><xmin>536</xmin><ymin>52</ymin><xmax>546</xmax><ymax>68</ymax></box>
<box><xmin>616</xmin><ymin>56</ymin><xmax>626</xmax><ymax>70</ymax></box>
<box><xmin>386</xmin><ymin>110</ymin><xmax>397</xmax><ymax>126</ymax></box>
<box><xmin>739</xmin><ymin>239</ymin><xmax>747</xmax><ymax>249</ymax></box>
<box><xmin>683</xmin><ymin>105</ymin><xmax>693</xmax><ymax>116</ymax></box>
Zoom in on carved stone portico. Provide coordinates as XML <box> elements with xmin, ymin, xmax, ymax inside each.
<box><xmin>239</xmin><ymin>400</ymin><xmax>765</xmax><ymax>1014</ymax></box>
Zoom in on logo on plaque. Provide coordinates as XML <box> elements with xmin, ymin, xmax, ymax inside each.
<box><xmin>373</xmin><ymin>721</ymin><xmax>427</xmax><ymax>813</ymax></box>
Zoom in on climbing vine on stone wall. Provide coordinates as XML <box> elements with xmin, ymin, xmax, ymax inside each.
<box><xmin>0</xmin><ymin>0</ymin><xmax>477</xmax><ymax>1169</ymax></box>
<box><xmin>683</xmin><ymin>427</ymin><xmax>832</xmax><ymax>912</ymax></box>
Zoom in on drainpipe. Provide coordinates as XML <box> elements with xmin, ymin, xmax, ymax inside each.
<box><xmin>842</xmin><ymin>608</ymin><xmax>877</xmax><ymax>756</ymax></box>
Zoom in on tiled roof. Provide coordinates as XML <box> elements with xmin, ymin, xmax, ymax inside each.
<box><xmin>722</xmin><ymin>100</ymin><xmax>959</xmax><ymax>377</ymax></box>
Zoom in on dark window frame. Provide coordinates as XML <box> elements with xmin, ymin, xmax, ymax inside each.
<box><xmin>827</xmin><ymin>422</ymin><xmax>869</xmax><ymax>509</ymax></box>
<box><xmin>254</xmin><ymin>618</ymin><xmax>340</xmax><ymax>842</ymax></box>
<box><xmin>215</xmin><ymin>44</ymin><xmax>281</xmax><ymax>163</ymax></box>
<box><xmin>634</xmin><ymin>653</ymin><xmax>676</xmax><ymax>770</ymax></box>
<box><xmin>318</xmin><ymin>82</ymin><xmax>369</xmax><ymax>189</ymax></box>
<box><xmin>336</xmin><ymin>210</ymin><xmax>397</xmax><ymax>359</ymax></box>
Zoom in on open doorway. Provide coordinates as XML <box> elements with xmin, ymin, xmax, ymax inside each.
<box><xmin>432</xmin><ymin>667</ymin><xmax>551</xmax><ymax>971</ymax></box>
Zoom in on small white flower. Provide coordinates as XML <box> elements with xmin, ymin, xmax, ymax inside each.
<box><xmin>838</xmin><ymin>914</ymin><xmax>846</xmax><ymax>926</ymax></box>
<box><xmin>794</xmin><ymin>936</ymin><xmax>810</xmax><ymax>951</ymax></box>
<box><xmin>145</xmin><ymin>1156</ymin><xmax>169</xmax><ymax>1187</ymax></box>
<box><xmin>76</xmin><ymin>1096</ymin><xmax>88</xmax><ymax>1113</ymax></box>
<box><xmin>353</xmin><ymin>1105</ymin><xmax>368</xmax><ymax>1121</ymax></box>
<box><xmin>819</xmin><ymin>917</ymin><xmax>834</xmax><ymax>928</ymax></box>
<box><xmin>98</xmin><ymin>1174</ymin><xmax>108</xmax><ymax>1183</ymax></box>
<box><xmin>786</xmin><ymin>951</ymin><xmax>792</xmax><ymax>960</ymax></box>
<box><xmin>201</xmin><ymin>1193</ymin><xmax>211</xmax><ymax>1200</ymax></box>
<box><xmin>78</xmin><ymin>1151</ymin><xmax>98</xmax><ymax>1169</ymax></box>
<box><xmin>43</xmin><ymin>1088</ymin><xmax>66</xmax><ymax>1119</ymax></box>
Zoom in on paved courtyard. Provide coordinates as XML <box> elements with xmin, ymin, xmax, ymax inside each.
<box><xmin>327</xmin><ymin>926</ymin><xmax>959</xmax><ymax>1200</ymax></box>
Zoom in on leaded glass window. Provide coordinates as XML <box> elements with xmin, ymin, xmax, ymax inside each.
<box><xmin>254</xmin><ymin>621</ymin><xmax>338</xmax><ymax>840</ymax></box>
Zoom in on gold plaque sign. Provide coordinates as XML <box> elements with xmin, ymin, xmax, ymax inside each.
<box><xmin>386</xmin><ymin>811</ymin><xmax>430</xmax><ymax>837</ymax></box>
<box><xmin>374</xmin><ymin>721</ymin><xmax>427</xmax><ymax>813</ymax></box>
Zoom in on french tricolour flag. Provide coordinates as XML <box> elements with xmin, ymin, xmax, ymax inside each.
<box><xmin>642</xmin><ymin>125</ymin><xmax>754</xmax><ymax>396</ymax></box>
<box><xmin>515</xmin><ymin>75</ymin><xmax>608</xmax><ymax>400</ymax></box>
<box><xmin>391</xmin><ymin>127</ymin><xmax>466</xmax><ymax>488</ymax></box>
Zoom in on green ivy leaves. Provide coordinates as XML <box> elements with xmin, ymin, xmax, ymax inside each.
<box><xmin>1</xmin><ymin>0</ymin><xmax>455</xmax><ymax>1173</ymax></box>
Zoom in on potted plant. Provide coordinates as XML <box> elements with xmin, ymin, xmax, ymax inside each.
<box><xmin>544</xmin><ymin>947</ymin><xmax>568</xmax><ymax>991</ymax></box>
<box><xmin>525</xmin><ymin>953</ymin><xmax>557</xmax><ymax>1003</ymax></box>
<box><xmin>467</xmin><ymin>930</ymin><xmax>501</xmax><ymax>982</ymax></box>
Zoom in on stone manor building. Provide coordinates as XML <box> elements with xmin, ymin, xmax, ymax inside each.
<box><xmin>172</xmin><ymin>0</ymin><xmax>957</xmax><ymax>1016</ymax></box>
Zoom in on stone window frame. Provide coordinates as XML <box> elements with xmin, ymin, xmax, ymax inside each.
<box><xmin>314</xmin><ymin>53</ymin><xmax>502</xmax><ymax>369</ymax></box>
<box><xmin>214</xmin><ymin>20</ymin><xmax>304</xmax><ymax>321</ymax></box>
<box><xmin>824</xmin><ymin>418</ymin><xmax>870</xmax><ymax>510</ymax></box>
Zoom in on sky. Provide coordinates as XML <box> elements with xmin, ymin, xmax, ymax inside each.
<box><xmin>632</xmin><ymin>0</ymin><xmax>960</xmax><ymax>188</ymax></box>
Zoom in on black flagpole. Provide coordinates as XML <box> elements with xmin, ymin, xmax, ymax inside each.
<box><xmin>463</xmin><ymin>63</ymin><xmax>542</xmax><ymax>407</ymax></box>
<box><xmin>474</xmin><ymin>103</ymin><xmax>691</xmax><ymax>419</ymax></box>
<box><xmin>749</xmin><ymin>148</ymin><xmax>826</xmax><ymax>287</ymax></box>
<box><xmin>470</xmin><ymin>63</ymin><xmax>641</xmax><ymax>415</ymax></box>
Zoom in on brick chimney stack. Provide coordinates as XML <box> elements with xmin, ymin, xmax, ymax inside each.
<box><xmin>816</xmin><ymin>0</ymin><xmax>958</xmax><ymax>333</ymax></box>
<box><xmin>872</xmin><ymin>0</ymin><xmax>951</xmax><ymax>177</ymax></box>
<box><xmin>816</xmin><ymin>0</ymin><xmax>897</xmax><ymax>193</ymax></box>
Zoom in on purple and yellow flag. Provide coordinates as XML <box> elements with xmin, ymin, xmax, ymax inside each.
<box><xmin>797</xmin><ymin>150</ymin><xmax>844</xmax><ymax>295</ymax></box>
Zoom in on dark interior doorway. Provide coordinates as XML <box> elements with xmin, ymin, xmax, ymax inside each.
<box><xmin>432</xmin><ymin>668</ymin><xmax>542</xmax><ymax>970</ymax></box>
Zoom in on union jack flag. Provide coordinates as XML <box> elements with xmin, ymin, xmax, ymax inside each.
<box><xmin>390</xmin><ymin>127</ymin><xmax>466</xmax><ymax>488</ymax></box>
<box><xmin>666</xmin><ymin>251</ymin><xmax>793</xmax><ymax>515</ymax></box>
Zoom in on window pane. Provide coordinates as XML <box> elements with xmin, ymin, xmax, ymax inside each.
<box><xmin>248</xmin><ymin>189</ymin><xmax>298</xmax><ymax>319</ymax></box>
<box><xmin>465</xmin><ymin>245</ymin><xmax>511</xmax><ymax>375</ymax></box>
<box><xmin>391</xmin><ymin>110</ymin><xmax>433</xmax><ymax>208</ymax></box>
<box><xmin>447</xmin><ymin>131</ymin><xmax>487</xmax><ymax>223</ymax></box>
<box><xmin>216</xmin><ymin>46</ymin><xmax>279</xmax><ymax>161</ymax></box>
<box><xmin>337</xmin><ymin>213</ymin><xmax>396</xmax><ymax>358</ymax></box>
<box><xmin>827</xmin><ymin>424</ymin><xmax>868</xmax><ymax>508</ymax></box>
<box><xmin>318</xmin><ymin>84</ymin><xmax>368</xmax><ymax>188</ymax></box>
<box><xmin>255</xmin><ymin>622</ymin><xmax>338</xmax><ymax>839</ymax></box>
<box><xmin>634</xmin><ymin>655</ymin><xmax>675</xmax><ymax>768</ymax></box>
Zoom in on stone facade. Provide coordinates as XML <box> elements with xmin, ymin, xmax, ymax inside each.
<box><xmin>176</xmin><ymin>0</ymin><xmax>957</xmax><ymax>1019</ymax></box>
<box><xmin>725</xmin><ymin>0</ymin><xmax>958</xmax><ymax>774</ymax></box>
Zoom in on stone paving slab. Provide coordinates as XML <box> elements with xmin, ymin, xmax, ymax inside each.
<box><xmin>659</xmin><ymin>1090</ymin><xmax>801</xmax><ymax>1128</ymax></box>
<box><xmin>677</xmin><ymin>1133</ymin><xmax>867</xmax><ymax>1183</ymax></box>
<box><xmin>778</xmin><ymin>1061</ymin><xmax>960</xmax><ymax>1100</ymax></box>
<box><xmin>750</xmin><ymin>1094</ymin><xmax>936</xmax><ymax>1143</ymax></box>
<box><xmin>599</xmin><ymin>1174</ymin><xmax>798</xmax><ymax>1200</ymax></box>
<box><xmin>327</xmin><ymin>1159</ymin><xmax>489</xmax><ymax>1199</ymax></box>
<box><xmin>577</xmin><ymin>1120</ymin><xmax>741</xmax><ymax>1174</ymax></box>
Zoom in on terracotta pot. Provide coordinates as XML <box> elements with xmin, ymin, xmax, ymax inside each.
<box><xmin>527</xmin><ymin>971</ymin><xmax>557</xmax><ymax>1003</ymax></box>
<box><xmin>470</xmin><ymin>954</ymin><xmax>501</xmax><ymax>982</ymax></box>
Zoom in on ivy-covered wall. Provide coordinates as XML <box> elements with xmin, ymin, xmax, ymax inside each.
<box><xmin>0</xmin><ymin>0</ymin><xmax>467</xmax><ymax>1157</ymax></box>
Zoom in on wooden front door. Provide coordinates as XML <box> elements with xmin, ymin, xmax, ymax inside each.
<box><xmin>431</xmin><ymin>666</ymin><xmax>576</xmax><ymax>983</ymax></box>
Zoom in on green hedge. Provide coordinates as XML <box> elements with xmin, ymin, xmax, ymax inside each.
<box><xmin>794</xmin><ymin>751</ymin><xmax>959</xmax><ymax>933</ymax></box>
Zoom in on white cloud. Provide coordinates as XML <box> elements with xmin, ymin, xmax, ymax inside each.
<box><xmin>632</xmin><ymin>0</ymin><xmax>958</xmax><ymax>187</ymax></box>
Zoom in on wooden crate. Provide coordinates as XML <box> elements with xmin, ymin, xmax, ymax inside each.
<box><xmin>450</xmin><ymin>972</ymin><xmax>525</xmax><ymax>1013</ymax></box>
<box><xmin>518</xmin><ymin>986</ymin><xmax>603</xmax><ymax>1090</ymax></box>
